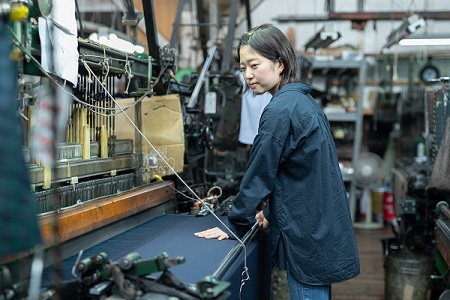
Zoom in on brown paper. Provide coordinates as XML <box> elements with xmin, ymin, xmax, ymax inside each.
<box><xmin>115</xmin><ymin>94</ymin><xmax>185</xmax><ymax>181</ymax></box>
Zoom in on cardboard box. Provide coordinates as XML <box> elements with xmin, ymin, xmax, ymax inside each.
<box><xmin>115</xmin><ymin>94</ymin><xmax>185</xmax><ymax>181</ymax></box>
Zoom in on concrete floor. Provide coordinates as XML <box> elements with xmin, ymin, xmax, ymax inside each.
<box><xmin>272</xmin><ymin>266</ymin><xmax>290</xmax><ymax>300</ymax></box>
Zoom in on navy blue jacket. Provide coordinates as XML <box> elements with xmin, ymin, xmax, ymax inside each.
<box><xmin>224</xmin><ymin>83</ymin><xmax>360</xmax><ymax>285</ymax></box>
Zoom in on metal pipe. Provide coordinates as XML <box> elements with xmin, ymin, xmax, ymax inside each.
<box><xmin>437</xmin><ymin>201</ymin><xmax>450</xmax><ymax>220</ymax></box>
<box><xmin>212</xmin><ymin>222</ymin><xmax>259</xmax><ymax>280</ymax></box>
<box><xmin>187</xmin><ymin>44</ymin><xmax>217</xmax><ymax>108</ymax></box>
<box><xmin>196</xmin><ymin>222</ymin><xmax>260</xmax><ymax>298</ymax></box>
<box><xmin>245</xmin><ymin>0</ymin><xmax>252</xmax><ymax>30</ymax></box>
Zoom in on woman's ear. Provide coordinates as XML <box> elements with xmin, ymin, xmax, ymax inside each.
<box><xmin>278</xmin><ymin>58</ymin><xmax>285</xmax><ymax>73</ymax></box>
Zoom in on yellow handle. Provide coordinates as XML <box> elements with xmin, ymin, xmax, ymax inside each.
<box><xmin>10</xmin><ymin>3</ymin><xmax>29</xmax><ymax>22</ymax></box>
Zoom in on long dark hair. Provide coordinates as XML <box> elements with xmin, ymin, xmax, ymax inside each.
<box><xmin>236</xmin><ymin>23</ymin><xmax>299</xmax><ymax>88</ymax></box>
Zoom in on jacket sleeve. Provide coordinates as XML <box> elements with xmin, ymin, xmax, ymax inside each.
<box><xmin>223</xmin><ymin>104</ymin><xmax>288</xmax><ymax>238</ymax></box>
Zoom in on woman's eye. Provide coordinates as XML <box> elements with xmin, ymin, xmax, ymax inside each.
<box><xmin>251</xmin><ymin>64</ymin><xmax>258</xmax><ymax>69</ymax></box>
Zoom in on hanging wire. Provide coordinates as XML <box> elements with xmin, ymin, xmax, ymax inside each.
<box><xmin>123</xmin><ymin>54</ymin><xmax>133</xmax><ymax>94</ymax></box>
<box><xmin>408</xmin><ymin>0</ymin><xmax>417</xmax><ymax>12</ymax></box>
<box><xmin>10</xmin><ymin>19</ymin><xmax>254</xmax><ymax>297</ymax></box>
<box><xmin>101</xmin><ymin>48</ymin><xmax>110</xmax><ymax>84</ymax></box>
<box><xmin>88</xmin><ymin>57</ymin><xmax>246</xmax><ymax>240</ymax></box>
<box><xmin>239</xmin><ymin>266</ymin><xmax>250</xmax><ymax>300</ymax></box>
<box><xmin>81</xmin><ymin>57</ymin><xmax>252</xmax><ymax>293</ymax></box>
<box><xmin>388</xmin><ymin>0</ymin><xmax>418</xmax><ymax>15</ymax></box>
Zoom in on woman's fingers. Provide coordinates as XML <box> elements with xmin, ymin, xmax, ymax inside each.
<box><xmin>194</xmin><ymin>227</ymin><xmax>229</xmax><ymax>240</ymax></box>
<box><xmin>255</xmin><ymin>211</ymin><xmax>269</xmax><ymax>230</ymax></box>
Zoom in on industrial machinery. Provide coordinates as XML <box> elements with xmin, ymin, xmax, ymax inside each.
<box><xmin>383</xmin><ymin>77</ymin><xmax>450</xmax><ymax>299</ymax></box>
<box><xmin>0</xmin><ymin>0</ymin><xmax>269</xmax><ymax>299</ymax></box>
<box><xmin>0</xmin><ymin>218</ymin><xmax>260</xmax><ymax>300</ymax></box>
<box><xmin>63</xmin><ymin>222</ymin><xmax>257</xmax><ymax>300</ymax></box>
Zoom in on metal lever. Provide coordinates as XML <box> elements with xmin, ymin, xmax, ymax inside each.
<box><xmin>437</xmin><ymin>201</ymin><xmax>450</xmax><ymax>220</ymax></box>
<box><xmin>196</xmin><ymin>222</ymin><xmax>259</xmax><ymax>299</ymax></box>
<box><xmin>187</xmin><ymin>45</ymin><xmax>218</xmax><ymax>109</ymax></box>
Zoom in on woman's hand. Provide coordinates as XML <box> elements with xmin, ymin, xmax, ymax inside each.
<box><xmin>255</xmin><ymin>211</ymin><xmax>269</xmax><ymax>230</ymax></box>
<box><xmin>194</xmin><ymin>227</ymin><xmax>229</xmax><ymax>240</ymax></box>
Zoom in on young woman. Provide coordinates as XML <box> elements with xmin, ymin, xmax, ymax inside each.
<box><xmin>195</xmin><ymin>23</ymin><xmax>360</xmax><ymax>300</ymax></box>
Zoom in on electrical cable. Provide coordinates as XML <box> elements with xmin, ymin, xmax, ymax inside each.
<box><xmin>78</xmin><ymin>46</ymin><xmax>252</xmax><ymax>292</ymax></box>
<box><xmin>10</xmin><ymin>26</ymin><xmax>253</xmax><ymax>297</ymax></box>
<box><xmin>207</xmin><ymin>185</ymin><xmax>222</xmax><ymax>198</ymax></box>
<box><xmin>90</xmin><ymin>62</ymin><xmax>245</xmax><ymax>240</ymax></box>
<box><xmin>94</xmin><ymin>64</ymin><xmax>254</xmax><ymax>298</ymax></box>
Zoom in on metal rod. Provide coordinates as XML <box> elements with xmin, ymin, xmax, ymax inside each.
<box><xmin>220</xmin><ymin>0</ymin><xmax>239</xmax><ymax>73</ymax></box>
<box><xmin>187</xmin><ymin>44</ymin><xmax>217</xmax><ymax>108</ymax></box>
<box><xmin>245</xmin><ymin>0</ymin><xmax>252</xmax><ymax>30</ymax></box>
<box><xmin>169</xmin><ymin>0</ymin><xmax>186</xmax><ymax>48</ymax></box>
<box><xmin>178</xmin><ymin>23</ymin><xmax>221</xmax><ymax>27</ymax></box>
<box><xmin>212</xmin><ymin>222</ymin><xmax>259</xmax><ymax>280</ymax></box>
<box><xmin>437</xmin><ymin>201</ymin><xmax>450</xmax><ymax>220</ymax></box>
<box><xmin>141</xmin><ymin>0</ymin><xmax>160</xmax><ymax>66</ymax></box>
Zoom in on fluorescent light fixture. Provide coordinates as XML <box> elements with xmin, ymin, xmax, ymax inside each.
<box><xmin>304</xmin><ymin>25</ymin><xmax>341</xmax><ymax>51</ymax></box>
<box><xmin>383</xmin><ymin>14</ymin><xmax>426</xmax><ymax>49</ymax></box>
<box><xmin>399</xmin><ymin>35</ymin><xmax>450</xmax><ymax>46</ymax></box>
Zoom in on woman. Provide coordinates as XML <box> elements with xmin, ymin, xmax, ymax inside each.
<box><xmin>194</xmin><ymin>23</ymin><xmax>360</xmax><ymax>299</ymax></box>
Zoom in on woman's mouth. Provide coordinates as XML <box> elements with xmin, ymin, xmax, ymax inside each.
<box><xmin>248</xmin><ymin>82</ymin><xmax>257</xmax><ymax>89</ymax></box>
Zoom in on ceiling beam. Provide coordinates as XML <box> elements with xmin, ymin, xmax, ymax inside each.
<box><xmin>273</xmin><ymin>11</ymin><xmax>450</xmax><ymax>23</ymax></box>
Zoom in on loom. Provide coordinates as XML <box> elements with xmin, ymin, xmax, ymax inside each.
<box><xmin>0</xmin><ymin>1</ymin><xmax>272</xmax><ymax>299</ymax></box>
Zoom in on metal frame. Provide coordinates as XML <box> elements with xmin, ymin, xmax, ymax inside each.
<box><xmin>311</xmin><ymin>57</ymin><xmax>367</xmax><ymax>221</ymax></box>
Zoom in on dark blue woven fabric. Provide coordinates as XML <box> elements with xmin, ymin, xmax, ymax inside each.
<box><xmin>44</xmin><ymin>213</ymin><xmax>271</xmax><ymax>299</ymax></box>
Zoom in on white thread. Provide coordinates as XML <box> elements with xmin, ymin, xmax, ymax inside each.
<box><xmin>8</xmin><ymin>31</ymin><xmax>252</xmax><ymax>288</ymax></box>
<box><xmin>239</xmin><ymin>266</ymin><xmax>250</xmax><ymax>300</ymax></box>
<box><xmin>101</xmin><ymin>48</ymin><xmax>110</xmax><ymax>84</ymax></box>
<box><xmin>123</xmin><ymin>55</ymin><xmax>134</xmax><ymax>94</ymax></box>
<box><xmin>79</xmin><ymin>58</ymin><xmax>251</xmax><ymax>289</ymax></box>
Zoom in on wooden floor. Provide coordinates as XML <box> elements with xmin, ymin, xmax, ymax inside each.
<box><xmin>331</xmin><ymin>227</ymin><xmax>392</xmax><ymax>300</ymax></box>
<box><xmin>271</xmin><ymin>226</ymin><xmax>393</xmax><ymax>300</ymax></box>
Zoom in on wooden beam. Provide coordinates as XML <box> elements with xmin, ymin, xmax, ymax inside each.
<box><xmin>39</xmin><ymin>181</ymin><xmax>175</xmax><ymax>245</ymax></box>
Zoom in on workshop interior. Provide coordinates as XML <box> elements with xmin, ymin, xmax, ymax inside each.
<box><xmin>1</xmin><ymin>0</ymin><xmax>450</xmax><ymax>299</ymax></box>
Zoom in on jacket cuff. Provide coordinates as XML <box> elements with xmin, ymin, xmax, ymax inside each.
<box><xmin>263</xmin><ymin>205</ymin><xmax>270</xmax><ymax>223</ymax></box>
<box><xmin>222</xmin><ymin>218</ymin><xmax>252</xmax><ymax>240</ymax></box>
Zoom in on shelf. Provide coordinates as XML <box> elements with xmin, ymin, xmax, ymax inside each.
<box><xmin>326</xmin><ymin>112</ymin><xmax>357</xmax><ymax>122</ymax></box>
<box><xmin>310</xmin><ymin>56</ymin><xmax>367</xmax><ymax>222</ymax></box>
<box><xmin>312</xmin><ymin>59</ymin><xmax>362</xmax><ymax>70</ymax></box>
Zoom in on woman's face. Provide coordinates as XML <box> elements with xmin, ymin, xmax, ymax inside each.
<box><xmin>239</xmin><ymin>45</ymin><xmax>284</xmax><ymax>95</ymax></box>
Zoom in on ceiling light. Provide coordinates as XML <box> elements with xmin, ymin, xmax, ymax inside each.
<box><xmin>383</xmin><ymin>14</ymin><xmax>426</xmax><ymax>49</ymax></box>
<box><xmin>304</xmin><ymin>25</ymin><xmax>341</xmax><ymax>51</ymax></box>
<box><xmin>399</xmin><ymin>34</ymin><xmax>450</xmax><ymax>46</ymax></box>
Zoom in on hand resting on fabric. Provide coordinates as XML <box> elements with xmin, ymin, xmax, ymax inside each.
<box><xmin>194</xmin><ymin>211</ymin><xmax>269</xmax><ymax>240</ymax></box>
<box><xmin>194</xmin><ymin>227</ymin><xmax>229</xmax><ymax>240</ymax></box>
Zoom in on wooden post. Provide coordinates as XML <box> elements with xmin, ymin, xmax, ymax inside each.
<box><xmin>66</xmin><ymin>124</ymin><xmax>72</xmax><ymax>143</ymax></box>
<box><xmin>43</xmin><ymin>164</ymin><xmax>51</xmax><ymax>189</ymax></box>
<box><xmin>100</xmin><ymin>124</ymin><xmax>108</xmax><ymax>158</ymax></box>
<box><xmin>74</xmin><ymin>107</ymin><xmax>80</xmax><ymax>143</ymax></box>
<box><xmin>82</xmin><ymin>124</ymin><xmax>90</xmax><ymax>160</ymax></box>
